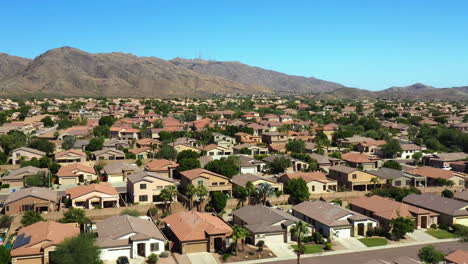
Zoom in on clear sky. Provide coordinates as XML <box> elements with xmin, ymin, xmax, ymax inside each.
<box><xmin>1</xmin><ymin>0</ymin><xmax>468</xmax><ymax>90</ymax></box>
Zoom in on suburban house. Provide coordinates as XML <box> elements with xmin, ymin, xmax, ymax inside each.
<box><xmin>56</xmin><ymin>163</ymin><xmax>98</xmax><ymax>185</ymax></box>
<box><xmin>3</xmin><ymin>187</ymin><xmax>59</xmax><ymax>216</ymax></box>
<box><xmin>349</xmin><ymin>195</ymin><xmax>439</xmax><ymax>229</ymax></box>
<box><xmin>211</xmin><ymin>133</ymin><xmax>236</xmax><ymax>147</ymax></box>
<box><xmin>233</xmin><ymin>143</ymin><xmax>268</xmax><ymax>155</ymax></box>
<box><xmin>200</xmin><ymin>144</ymin><xmax>233</xmax><ymax>157</ymax></box>
<box><xmin>11</xmin><ymin>221</ymin><xmax>80</xmax><ymax>264</ymax></box>
<box><xmin>233</xmin><ymin>205</ymin><xmax>301</xmax><ymax>244</ymax></box>
<box><xmin>261</xmin><ymin>132</ymin><xmax>288</xmax><ymax>145</ymax></box>
<box><xmin>163</xmin><ymin>211</ymin><xmax>232</xmax><ymax>254</ymax></box>
<box><xmin>234</xmin><ymin>132</ymin><xmax>261</xmax><ymax>144</ymax></box>
<box><xmin>127</xmin><ymin>171</ymin><xmax>177</xmax><ymax>204</ymax></box>
<box><xmin>403</xmin><ymin>193</ymin><xmax>468</xmax><ymax>226</ymax></box>
<box><xmin>277</xmin><ymin>172</ymin><xmax>337</xmax><ymax>194</ymax></box>
<box><xmin>292</xmin><ymin>200</ymin><xmax>378</xmax><ymax>239</ymax></box>
<box><xmin>180</xmin><ymin>168</ymin><xmax>232</xmax><ymax>196</ymax></box>
<box><xmin>129</xmin><ymin>147</ymin><xmax>152</xmax><ymax>159</ymax></box>
<box><xmin>355</xmin><ymin>140</ymin><xmax>386</xmax><ymax>155</ymax></box>
<box><xmin>341</xmin><ymin>152</ymin><xmax>382</xmax><ymax>170</ymax></box>
<box><xmin>405</xmin><ymin>166</ymin><xmax>465</xmax><ymax>187</ymax></box>
<box><xmin>1</xmin><ymin>166</ymin><xmax>50</xmax><ymax>188</ymax></box>
<box><xmin>423</xmin><ymin>152</ymin><xmax>468</xmax><ymax>168</ymax></box>
<box><xmin>308</xmin><ymin>153</ymin><xmax>342</xmax><ymax>172</ymax></box>
<box><xmin>398</xmin><ymin>144</ymin><xmax>422</xmax><ymax>160</ymax></box>
<box><xmin>66</xmin><ymin>183</ymin><xmax>120</xmax><ymax>209</ymax></box>
<box><xmin>238</xmin><ymin>155</ymin><xmax>267</xmax><ymax>174</ymax></box>
<box><xmin>102</xmin><ymin>162</ymin><xmax>143</xmax><ymax>182</ymax></box>
<box><xmin>144</xmin><ymin>159</ymin><xmax>179</xmax><ymax>178</ymax></box>
<box><xmin>367</xmin><ymin>167</ymin><xmax>427</xmax><ymax>188</ymax></box>
<box><xmin>91</xmin><ymin>148</ymin><xmax>125</xmax><ymax>161</ymax></box>
<box><xmin>263</xmin><ymin>155</ymin><xmax>310</xmax><ymax>172</ymax></box>
<box><xmin>54</xmin><ymin>149</ymin><xmax>87</xmax><ymax>163</ymax></box>
<box><xmin>328</xmin><ymin>165</ymin><xmax>385</xmax><ymax>191</ymax></box>
<box><xmin>110</xmin><ymin>126</ymin><xmax>140</xmax><ymax>140</ymax></box>
<box><xmin>173</xmin><ymin>137</ymin><xmax>201</xmax><ymax>153</ymax></box>
<box><xmin>231</xmin><ymin>173</ymin><xmax>283</xmax><ymax>192</ymax></box>
<box><xmin>102</xmin><ymin>138</ymin><xmax>131</xmax><ymax>150</ymax></box>
<box><xmin>96</xmin><ymin>215</ymin><xmax>166</xmax><ymax>260</ymax></box>
<box><xmin>11</xmin><ymin>147</ymin><xmax>46</xmax><ymax>165</ymax></box>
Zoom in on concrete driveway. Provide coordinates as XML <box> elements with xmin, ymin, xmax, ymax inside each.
<box><xmin>405</xmin><ymin>229</ymin><xmax>437</xmax><ymax>242</ymax></box>
<box><xmin>186</xmin><ymin>252</ymin><xmax>218</xmax><ymax>264</ymax></box>
<box><xmin>263</xmin><ymin>236</ymin><xmax>296</xmax><ymax>258</ymax></box>
<box><xmin>335</xmin><ymin>237</ymin><xmax>367</xmax><ymax>250</ymax></box>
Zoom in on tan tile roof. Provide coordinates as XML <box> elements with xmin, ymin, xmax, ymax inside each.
<box><xmin>11</xmin><ymin>221</ymin><xmax>80</xmax><ymax>257</ymax></box>
<box><xmin>180</xmin><ymin>168</ymin><xmax>227</xmax><ymax>180</ymax></box>
<box><xmin>66</xmin><ymin>182</ymin><xmax>118</xmax><ymax>199</ymax></box>
<box><xmin>279</xmin><ymin>171</ymin><xmax>334</xmax><ymax>183</ymax></box>
<box><xmin>163</xmin><ymin>211</ymin><xmax>232</xmax><ymax>241</ymax></box>
<box><xmin>128</xmin><ymin>146</ymin><xmax>151</xmax><ymax>154</ymax></box>
<box><xmin>55</xmin><ymin>149</ymin><xmax>86</xmax><ymax>158</ymax></box>
<box><xmin>57</xmin><ymin>163</ymin><xmax>96</xmax><ymax>177</ymax></box>
<box><xmin>144</xmin><ymin>159</ymin><xmax>179</xmax><ymax>171</ymax></box>
<box><xmin>342</xmin><ymin>152</ymin><xmax>379</xmax><ymax>163</ymax></box>
<box><xmin>405</xmin><ymin>166</ymin><xmax>453</xmax><ymax>179</ymax></box>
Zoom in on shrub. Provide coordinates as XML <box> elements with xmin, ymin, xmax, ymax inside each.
<box><xmin>430</xmin><ymin>224</ymin><xmax>438</xmax><ymax>229</ymax></box>
<box><xmin>248</xmin><ymin>251</ymin><xmax>255</xmax><ymax>256</ymax></box>
<box><xmin>312</xmin><ymin>232</ymin><xmax>324</xmax><ymax>244</ymax></box>
<box><xmin>366</xmin><ymin>227</ymin><xmax>374</xmax><ymax>237</ymax></box>
<box><xmin>438</xmin><ymin>223</ymin><xmax>449</xmax><ymax>231</ymax></box>
<box><xmin>222</xmin><ymin>254</ymin><xmax>231</xmax><ymax>261</ymax></box>
<box><xmin>256</xmin><ymin>240</ymin><xmax>265</xmax><ymax>247</ymax></box>
<box><xmin>120</xmin><ymin>208</ymin><xmax>141</xmax><ymax>217</ymax></box>
<box><xmin>331</xmin><ymin>199</ymin><xmax>342</xmax><ymax>206</ymax></box>
<box><xmin>1</xmin><ymin>184</ymin><xmax>10</xmax><ymax>189</ymax></box>
<box><xmin>159</xmin><ymin>251</ymin><xmax>169</xmax><ymax>258</ymax></box>
<box><xmin>147</xmin><ymin>253</ymin><xmax>158</xmax><ymax>264</ymax></box>
<box><xmin>149</xmin><ymin>207</ymin><xmax>158</xmax><ymax>217</ymax></box>
<box><xmin>302</xmin><ymin>236</ymin><xmax>313</xmax><ymax>243</ymax></box>
<box><xmin>325</xmin><ymin>242</ymin><xmax>333</xmax><ymax>250</ymax></box>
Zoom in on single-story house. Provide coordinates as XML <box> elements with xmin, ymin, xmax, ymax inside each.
<box><xmin>66</xmin><ymin>182</ymin><xmax>119</xmax><ymax>209</ymax></box>
<box><xmin>91</xmin><ymin>148</ymin><xmax>125</xmax><ymax>161</ymax></box>
<box><xmin>54</xmin><ymin>149</ymin><xmax>87</xmax><ymax>163</ymax></box>
<box><xmin>56</xmin><ymin>163</ymin><xmax>98</xmax><ymax>185</ymax></box>
<box><xmin>405</xmin><ymin>166</ymin><xmax>465</xmax><ymax>187</ymax></box>
<box><xmin>3</xmin><ymin>187</ymin><xmax>59</xmax><ymax>216</ymax></box>
<box><xmin>1</xmin><ymin>166</ymin><xmax>50</xmax><ymax>188</ymax></box>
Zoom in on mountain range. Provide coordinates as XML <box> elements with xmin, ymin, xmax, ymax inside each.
<box><xmin>0</xmin><ymin>47</ymin><xmax>466</xmax><ymax>100</ymax></box>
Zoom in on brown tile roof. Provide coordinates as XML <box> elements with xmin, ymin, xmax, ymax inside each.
<box><xmin>55</xmin><ymin>149</ymin><xmax>86</xmax><ymax>158</ymax></box>
<box><xmin>128</xmin><ymin>146</ymin><xmax>151</xmax><ymax>154</ymax></box>
<box><xmin>57</xmin><ymin>163</ymin><xmax>96</xmax><ymax>177</ymax></box>
<box><xmin>66</xmin><ymin>182</ymin><xmax>118</xmax><ymax>199</ymax></box>
<box><xmin>144</xmin><ymin>159</ymin><xmax>179</xmax><ymax>171</ymax></box>
<box><xmin>329</xmin><ymin>164</ymin><xmax>358</xmax><ymax>174</ymax></box>
<box><xmin>405</xmin><ymin>166</ymin><xmax>453</xmax><ymax>179</ymax></box>
<box><xmin>279</xmin><ymin>171</ymin><xmax>334</xmax><ymax>184</ymax></box>
<box><xmin>342</xmin><ymin>152</ymin><xmax>379</xmax><ymax>163</ymax></box>
<box><xmin>11</xmin><ymin>221</ymin><xmax>80</xmax><ymax>257</ymax></box>
<box><xmin>163</xmin><ymin>211</ymin><xmax>232</xmax><ymax>241</ymax></box>
<box><xmin>180</xmin><ymin>168</ymin><xmax>228</xmax><ymax>180</ymax></box>
<box><xmin>5</xmin><ymin>187</ymin><xmax>58</xmax><ymax>205</ymax></box>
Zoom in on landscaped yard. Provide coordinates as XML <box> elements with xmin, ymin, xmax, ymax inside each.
<box><xmin>291</xmin><ymin>244</ymin><xmax>323</xmax><ymax>254</ymax></box>
<box><xmin>358</xmin><ymin>237</ymin><xmax>388</xmax><ymax>247</ymax></box>
<box><xmin>426</xmin><ymin>229</ymin><xmax>457</xmax><ymax>239</ymax></box>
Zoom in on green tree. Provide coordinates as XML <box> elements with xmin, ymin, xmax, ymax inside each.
<box><xmin>268</xmin><ymin>156</ymin><xmax>291</xmax><ymax>174</ymax></box>
<box><xmin>210</xmin><ymin>191</ymin><xmax>227</xmax><ymax>213</ymax></box>
<box><xmin>160</xmin><ymin>185</ymin><xmax>178</xmax><ymax>213</ymax></box>
<box><xmin>381</xmin><ymin>139</ymin><xmax>402</xmax><ymax>158</ymax></box>
<box><xmin>286</xmin><ymin>140</ymin><xmax>306</xmax><ymax>153</ymax></box>
<box><xmin>390</xmin><ymin>217</ymin><xmax>415</xmax><ymax>240</ymax></box>
<box><xmin>28</xmin><ymin>138</ymin><xmax>55</xmax><ymax>154</ymax></box>
<box><xmin>383</xmin><ymin>160</ymin><xmax>402</xmax><ymax>170</ymax></box>
<box><xmin>62</xmin><ymin>135</ymin><xmax>76</xmax><ymax>150</ymax></box>
<box><xmin>233</xmin><ymin>186</ymin><xmax>248</xmax><ymax>206</ymax></box>
<box><xmin>412</xmin><ymin>152</ymin><xmax>423</xmax><ymax>164</ymax></box>
<box><xmin>286</xmin><ymin>178</ymin><xmax>310</xmax><ymax>204</ymax></box>
<box><xmin>232</xmin><ymin>224</ymin><xmax>249</xmax><ymax>255</ymax></box>
<box><xmin>176</xmin><ymin>150</ymin><xmax>200</xmax><ymax>162</ymax></box>
<box><xmin>41</xmin><ymin>116</ymin><xmax>55</xmax><ymax>127</ymax></box>
<box><xmin>0</xmin><ymin>245</ymin><xmax>10</xmax><ymax>264</ymax></box>
<box><xmin>178</xmin><ymin>158</ymin><xmax>200</xmax><ymax>171</ymax></box>
<box><xmin>370</xmin><ymin>187</ymin><xmax>421</xmax><ymax>202</ymax></box>
<box><xmin>21</xmin><ymin>211</ymin><xmax>44</xmax><ymax>226</ymax></box>
<box><xmin>156</xmin><ymin>144</ymin><xmax>177</xmax><ymax>160</ymax></box>
<box><xmin>291</xmin><ymin>221</ymin><xmax>310</xmax><ymax>264</ymax></box>
<box><xmin>50</xmin><ymin>234</ymin><xmax>102</xmax><ymax>264</ymax></box>
<box><xmin>24</xmin><ymin>171</ymin><xmax>50</xmax><ymax>187</ymax></box>
<box><xmin>417</xmin><ymin>246</ymin><xmax>445</xmax><ymax>264</ymax></box>
<box><xmin>93</xmin><ymin>125</ymin><xmax>110</xmax><ymax>138</ymax></box>
<box><xmin>204</xmin><ymin>156</ymin><xmax>239</xmax><ymax>178</ymax></box>
<box><xmin>86</xmin><ymin>137</ymin><xmax>104</xmax><ymax>152</ymax></box>
<box><xmin>329</xmin><ymin>152</ymin><xmax>342</xmax><ymax>159</ymax></box>
<box><xmin>98</xmin><ymin>116</ymin><xmax>114</xmax><ymax>127</ymax></box>
<box><xmin>441</xmin><ymin>189</ymin><xmax>454</xmax><ymax>198</ymax></box>
<box><xmin>59</xmin><ymin>208</ymin><xmax>89</xmax><ymax>225</ymax></box>
<box><xmin>185</xmin><ymin>184</ymin><xmax>197</xmax><ymax>210</ymax></box>
<box><xmin>256</xmin><ymin>182</ymin><xmax>275</xmax><ymax>205</ymax></box>
<box><xmin>147</xmin><ymin>253</ymin><xmax>159</xmax><ymax>264</ymax></box>
<box><xmin>195</xmin><ymin>185</ymin><xmax>209</xmax><ymax>211</ymax></box>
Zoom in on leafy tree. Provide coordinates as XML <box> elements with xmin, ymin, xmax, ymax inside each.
<box><xmin>28</xmin><ymin>138</ymin><xmax>55</xmax><ymax>154</ymax></box>
<box><xmin>178</xmin><ymin>158</ymin><xmax>200</xmax><ymax>172</ymax></box>
<box><xmin>62</xmin><ymin>135</ymin><xmax>76</xmax><ymax>150</ymax></box>
<box><xmin>441</xmin><ymin>189</ymin><xmax>454</xmax><ymax>198</ymax></box>
<box><xmin>50</xmin><ymin>234</ymin><xmax>102</xmax><ymax>264</ymax></box>
<box><xmin>21</xmin><ymin>211</ymin><xmax>44</xmax><ymax>226</ymax></box>
<box><xmin>291</xmin><ymin>221</ymin><xmax>310</xmax><ymax>264</ymax></box>
<box><xmin>98</xmin><ymin>116</ymin><xmax>114</xmax><ymax>127</ymax></box>
<box><xmin>383</xmin><ymin>160</ymin><xmax>402</xmax><ymax>170</ymax></box>
<box><xmin>41</xmin><ymin>116</ymin><xmax>55</xmax><ymax>127</ymax></box>
<box><xmin>195</xmin><ymin>185</ymin><xmax>209</xmax><ymax>211</ymax></box>
<box><xmin>0</xmin><ymin>215</ymin><xmax>12</xmax><ymax>228</ymax></box>
<box><xmin>24</xmin><ymin>171</ymin><xmax>50</xmax><ymax>187</ymax></box>
<box><xmin>418</xmin><ymin>246</ymin><xmax>445</xmax><ymax>264</ymax></box>
<box><xmin>370</xmin><ymin>187</ymin><xmax>421</xmax><ymax>202</ymax></box>
<box><xmin>210</xmin><ymin>191</ymin><xmax>227</xmax><ymax>213</ymax></box>
<box><xmin>86</xmin><ymin>137</ymin><xmax>104</xmax><ymax>152</ymax></box>
<box><xmin>156</xmin><ymin>144</ymin><xmax>177</xmax><ymax>160</ymax></box>
<box><xmin>204</xmin><ymin>156</ymin><xmax>239</xmax><ymax>178</ymax></box>
<box><xmin>286</xmin><ymin>140</ymin><xmax>306</xmax><ymax>153</ymax></box>
<box><xmin>286</xmin><ymin>178</ymin><xmax>310</xmax><ymax>204</ymax></box>
<box><xmin>239</xmin><ymin>147</ymin><xmax>251</xmax><ymax>155</ymax></box>
<box><xmin>0</xmin><ymin>245</ymin><xmax>10</xmax><ymax>264</ymax></box>
<box><xmin>153</xmin><ymin>119</ymin><xmax>163</xmax><ymax>128</ymax></box>
<box><xmin>412</xmin><ymin>152</ymin><xmax>423</xmax><ymax>164</ymax></box>
<box><xmin>93</xmin><ymin>125</ymin><xmax>110</xmax><ymax>138</ymax></box>
<box><xmin>329</xmin><ymin>152</ymin><xmax>342</xmax><ymax>159</ymax></box>
<box><xmin>315</xmin><ymin>130</ymin><xmax>330</xmax><ymax>148</ymax></box>
<box><xmin>268</xmin><ymin>156</ymin><xmax>291</xmax><ymax>174</ymax></box>
<box><xmin>147</xmin><ymin>253</ymin><xmax>159</xmax><ymax>264</ymax></box>
<box><xmin>176</xmin><ymin>150</ymin><xmax>200</xmax><ymax>162</ymax></box>
<box><xmin>381</xmin><ymin>139</ymin><xmax>402</xmax><ymax>158</ymax></box>
<box><xmin>390</xmin><ymin>217</ymin><xmax>415</xmax><ymax>240</ymax></box>
<box><xmin>59</xmin><ymin>208</ymin><xmax>89</xmax><ymax>225</ymax></box>
<box><xmin>256</xmin><ymin>182</ymin><xmax>275</xmax><ymax>205</ymax></box>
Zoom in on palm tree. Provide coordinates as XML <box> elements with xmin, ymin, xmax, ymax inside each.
<box><xmin>195</xmin><ymin>185</ymin><xmax>209</xmax><ymax>211</ymax></box>
<box><xmin>370</xmin><ymin>177</ymin><xmax>380</xmax><ymax>189</ymax></box>
<box><xmin>160</xmin><ymin>185</ymin><xmax>178</xmax><ymax>213</ymax></box>
<box><xmin>245</xmin><ymin>181</ymin><xmax>255</xmax><ymax>205</ymax></box>
<box><xmin>185</xmin><ymin>184</ymin><xmax>197</xmax><ymax>210</ymax></box>
<box><xmin>256</xmin><ymin>182</ymin><xmax>275</xmax><ymax>205</ymax></box>
<box><xmin>291</xmin><ymin>221</ymin><xmax>310</xmax><ymax>264</ymax></box>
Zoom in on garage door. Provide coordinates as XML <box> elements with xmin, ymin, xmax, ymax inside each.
<box><xmin>100</xmin><ymin>247</ymin><xmax>131</xmax><ymax>260</ymax></box>
<box><xmin>333</xmin><ymin>228</ymin><xmax>351</xmax><ymax>238</ymax></box>
<box><xmin>454</xmin><ymin>216</ymin><xmax>468</xmax><ymax>226</ymax></box>
<box><xmin>183</xmin><ymin>242</ymin><xmax>208</xmax><ymax>254</ymax></box>
<box><xmin>15</xmin><ymin>257</ymin><xmax>42</xmax><ymax>264</ymax></box>
<box><xmin>262</xmin><ymin>233</ymin><xmax>286</xmax><ymax>243</ymax></box>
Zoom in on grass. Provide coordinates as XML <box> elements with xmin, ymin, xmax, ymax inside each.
<box><xmin>291</xmin><ymin>244</ymin><xmax>323</xmax><ymax>254</ymax></box>
<box><xmin>426</xmin><ymin>229</ymin><xmax>457</xmax><ymax>239</ymax></box>
<box><xmin>358</xmin><ymin>237</ymin><xmax>388</xmax><ymax>247</ymax></box>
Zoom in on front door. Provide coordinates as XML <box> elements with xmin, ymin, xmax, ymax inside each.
<box><xmin>357</xmin><ymin>223</ymin><xmax>365</xmax><ymax>236</ymax></box>
<box><xmin>137</xmin><ymin>243</ymin><xmax>146</xmax><ymax>257</ymax></box>
<box><xmin>421</xmin><ymin>216</ymin><xmax>427</xmax><ymax>228</ymax></box>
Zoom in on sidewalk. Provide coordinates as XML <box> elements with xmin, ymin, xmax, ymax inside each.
<box><xmin>228</xmin><ymin>238</ymin><xmax>460</xmax><ymax>264</ymax></box>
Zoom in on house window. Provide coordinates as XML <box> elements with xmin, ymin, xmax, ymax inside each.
<box><xmin>139</xmin><ymin>195</ymin><xmax>148</xmax><ymax>202</ymax></box>
<box><xmin>323</xmin><ymin>185</ymin><xmax>326</xmax><ymax>191</ymax></box>
<box><xmin>140</xmin><ymin>184</ymin><xmax>147</xmax><ymax>189</ymax></box>
<box><xmin>219</xmin><ymin>182</ymin><xmax>225</xmax><ymax>185</ymax></box>
<box><xmin>138</xmin><ymin>155</ymin><xmax>144</xmax><ymax>159</ymax></box>
<box><xmin>197</xmin><ymin>180</ymin><xmax>204</xmax><ymax>186</ymax></box>
<box><xmin>352</xmin><ymin>174</ymin><xmax>357</xmax><ymax>179</ymax></box>
<box><xmin>311</xmin><ymin>186</ymin><xmax>315</xmax><ymax>192</ymax></box>
<box><xmin>213</xmin><ymin>182</ymin><xmax>218</xmax><ymax>186</ymax></box>
<box><xmin>22</xmin><ymin>204</ymin><xmax>33</xmax><ymax>212</ymax></box>
<box><xmin>460</xmin><ymin>180</ymin><xmax>464</xmax><ymax>186</ymax></box>
<box><xmin>150</xmin><ymin>243</ymin><xmax>159</xmax><ymax>252</ymax></box>
<box><xmin>394</xmin><ymin>180</ymin><xmax>401</xmax><ymax>186</ymax></box>
<box><xmin>5</xmin><ymin>206</ymin><xmax>9</xmax><ymax>212</ymax></box>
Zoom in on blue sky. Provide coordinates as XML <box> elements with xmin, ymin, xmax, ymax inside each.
<box><xmin>1</xmin><ymin>0</ymin><xmax>467</xmax><ymax>90</ymax></box>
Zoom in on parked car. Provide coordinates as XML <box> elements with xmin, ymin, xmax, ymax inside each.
<box><xmin>117</xmin><ymin>256</ymin><xmax>130</xmax><ymax>264</ymax></box>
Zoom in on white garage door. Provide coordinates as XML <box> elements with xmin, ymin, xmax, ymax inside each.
<box><xmin>333</xmin><ymin>228</ymin><xmax>351</xmax><ymax>238</ymax></box>
<box><xmin>101</xmin><ymin>247</ymin><xmax>131</xmax><ymax>260</ymax></box>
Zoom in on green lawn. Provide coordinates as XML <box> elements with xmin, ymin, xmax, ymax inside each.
<box><xmin>426</xmin><ymin>229</ymin><xmax>457</xmax><ymax>239</ymax></box>
<box><xmin>358</xmin><ymin>237</ymin><xmax>388</xmax><ymax>247</ymax></box>
<box><xmin>291</xmin><ymin>244</ymin><xmax>323</xmax><ymax>254</ymax></box>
